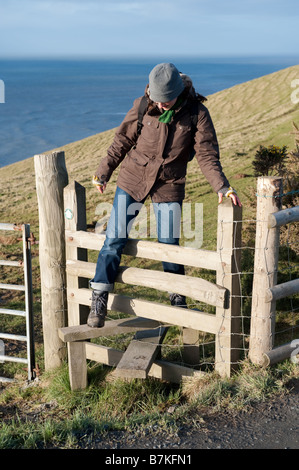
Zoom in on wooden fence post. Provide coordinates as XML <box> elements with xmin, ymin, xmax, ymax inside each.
<box><xmin>34</xmin><ymin>151</ymin><xmax>68</xmax><ymax>370</ymax></box>
<box><xmin>249</xmin><ymin>176</ymin><xmax>282</xmax><ymax>365</ymax></box>
<box><xmin>64</xmin><ymin>182</ymin><xmax>89</xmax><ymax>326</ymax></box>
<box><xmin>215</xmin><ymin>198</ymin><xmax>242</xmax><ymax>377</ymax></box>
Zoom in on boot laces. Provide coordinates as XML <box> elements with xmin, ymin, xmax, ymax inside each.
<box><xmin>91</xmin><ymin>291</ymin><xmax>107</xmax><ymax>316</ymax></box>
<box><xmin>170</xmin><ymin>293</ymin><xmax>186</xmax><ymax>305</ymax></box>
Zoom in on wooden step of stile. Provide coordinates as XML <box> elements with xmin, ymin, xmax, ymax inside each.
<box><xmin>112</xmin><ymin>326</ymin><xmax>168</xmax><ymax>380</ymax></box>
<box><xmin>58</xmin><ymin>316</ymin><xmax>162</xmax><ymax>342</ymax></box>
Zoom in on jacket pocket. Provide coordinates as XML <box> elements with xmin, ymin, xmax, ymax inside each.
<box><xmin>128</xmin><ymin>151</ymin><xmax>149</xmax><ymax>166</ymax></box>
<box><xmin>174</xmin><ymin>124</ymin><xmax>192</xmax><ymax>150</ymax></box>
<box><xmin>119</xmin><ymin>152</ymin><xmax>148</xmax><ymax>186</ymax></box>
<box><xmin>137</xmin><ymin>118</ymin><xmax>159</xmax><ymax>156</ymax></box>
<box><xmin>160</xmin><ymin>162</ymin><xmax>186</xmax><ymax>182</ymax></box>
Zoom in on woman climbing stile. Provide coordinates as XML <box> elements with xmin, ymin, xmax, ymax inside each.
<box><xmin>88</xmin><ymin>63</ymin><xmax>241</xmax><ymax>328</ymax></box>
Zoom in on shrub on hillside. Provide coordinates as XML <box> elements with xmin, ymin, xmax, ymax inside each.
<box><xmin>252</xmin><ymin>144</ymin><xmax>288</xmax><ymax>177</ymax></box>
<box><xmin>251</xmin><ymin>126</ymin><xmax>299</xmax><ymax>255</ymax></box>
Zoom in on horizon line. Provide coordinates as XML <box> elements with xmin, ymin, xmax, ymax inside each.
<box><xmin>1</xmin><ymin>53</ymin><xmax>299</xmax><ymax>62</ymax></box>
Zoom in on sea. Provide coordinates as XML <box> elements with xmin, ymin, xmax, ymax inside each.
<box><xmin>0</xmin><ymin>56</ymin><xmax>298</xmax><ymax>168</ymax></box>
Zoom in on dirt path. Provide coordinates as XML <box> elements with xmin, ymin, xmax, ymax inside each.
<box><xmin>91</xmin><ymin>379</ymin><xmax>299</xmax><ymax>450</ymax></box>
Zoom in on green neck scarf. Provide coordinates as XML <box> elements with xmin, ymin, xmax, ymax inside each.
<box><xmin>158</xmin><ymin>96</ymin><xmax>184</xmax><ymax>124</ymax></box>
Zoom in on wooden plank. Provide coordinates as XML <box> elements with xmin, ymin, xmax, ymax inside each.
<box><xmin>148</xmin><ymin>360</ymin><xmax>207</xmax><ymax>383</ymax></box>
<box><xmin>80</xmin><ymin>343</ymin><xmax>207</xmax><ymax>384</ymax></box>
<box><xmin>112</xmin><ymin>327</ymin><xmax>168</xmax><ymax>379</ymax></box>
<box><xmin>66</xmin><ymin>259</ymin><xmax>227</xmax><ymax>307</ymax></box>
<box><xmin>68</xmin><ymin>341</ymin><xmax>87</xmax><ymax>390</ymax></box>
<box><xmin>67</xmin><ymin>288</ymin><xmax>219</xmax><ymax>334</ymax></box>
<box><xmin>268</xmin><ymin>205</ymin><xmax>299</xmax><ymax>228</ymax></box>
<box><xmin>85</xmin><ymin>342</ymin><xmax>123</xmax><ymax>366</ymax></box>
<box><xmin>58</xmin><ymin>316</ymin><xmax>162</xmax><ymax>342</ymax></box>
<box><xmin>182</xmin><ymin>328</ymin><xmax>200</xmax><ymax>365</ymax></box>
<box><xmin>65</xmin><ymin>229</ymin><xmax>231</xmax><ymax>271</ymax></box>
<box><xmin>265</xmin><ymin>279</ymin><xmax>299</xmax><ymax>302</ymax></box>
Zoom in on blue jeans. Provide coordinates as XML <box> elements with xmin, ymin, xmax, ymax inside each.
<box><xmin>90</xmin><ymin>186</ymin><xmax>185</xmax><ymax>292</ymax></box>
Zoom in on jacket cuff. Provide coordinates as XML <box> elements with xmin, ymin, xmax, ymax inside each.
<box><xmin>92</xmin><ymin>175</ymin><xmax>105</xmax><ymax>186</ymax></box>
<box><xmin>218</xmin><ymin>186</ymin><xmax>237</xmax><ymax>198</ymax></box>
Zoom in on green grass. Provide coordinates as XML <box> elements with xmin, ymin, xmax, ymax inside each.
<box><xmin>0</xmin><ymin>359</ymin><xmax>297</xmax><ymax>449</ymax></box>
<box><xmin>0</xmin><ymin>64</ymin><xmax>299</xmax><ymax>448</ymax></box>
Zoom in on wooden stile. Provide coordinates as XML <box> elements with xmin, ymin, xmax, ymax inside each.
<box><xmin>61</xmin><ymin>182</ymin><xmax>243</xmax><ymax>387</ymax></box>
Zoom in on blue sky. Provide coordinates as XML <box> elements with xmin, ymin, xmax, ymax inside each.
<box><xmin>0</xmin><ymin>0</ymin><xmax>299</xmax><ymax>58</ymax></box>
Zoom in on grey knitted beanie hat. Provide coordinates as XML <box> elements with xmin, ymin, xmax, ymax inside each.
<box><xmin>149</xmin><ymin>63</ymin><xmax>185</xmax><ymax>103</ymax></box>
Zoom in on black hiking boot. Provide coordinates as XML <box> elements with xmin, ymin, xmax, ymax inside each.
<box><xmin>87</xmin><ymin>291</ymin><xmax>108</xmax><ymax>328</ymax></box>
<box><xmin>169</xmin><ymin>293</ymin><xmax>187</xmax><ymax>308</ymax></box>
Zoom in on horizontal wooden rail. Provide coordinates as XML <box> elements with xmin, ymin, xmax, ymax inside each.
<box><xmin>67</xmin><ymin>288</ymin><xmax>219</xmax><ymax>334</ymax></box>
<box><xmin>268</xmin><ymin>205</ymin><xmax>299</xmax><ymax>228</ymax></box>
<box><xmin>65</xmin><ymin>340</ymin><xmax>206</xmax><ymax>389</ymax></box>
<box><xmin>65</xmin><ymin>229</ymin><xmax>231</xmax><ymax>271</ymax></box>
<box><xmin>66</xmin><ymin>259</ymin><xmax>227</xmax><ymax>308</ymax></box>
<box><xmin>265</xmin><ymin>278</ymin><xmax>299</xmax><ymax>302</ymax></box>
<box><xmin>86</xmin><ymin>343</ymin><xmax>206</xmax><ymax>383</ymax></box>
<box><xmin>262</xmin><ymin>341</ymin><xmax>298</xmax><ymax>366</ymax></box>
